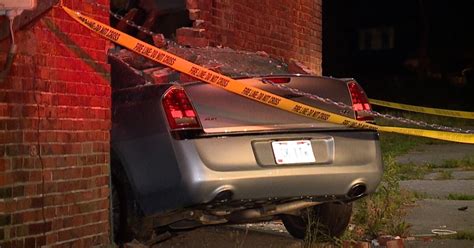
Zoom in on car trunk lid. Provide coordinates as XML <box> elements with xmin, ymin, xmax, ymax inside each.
<box><xmin>182</xmin><ymin>76</ymin><xmax>360</xmax><ymax>134</ymax></box>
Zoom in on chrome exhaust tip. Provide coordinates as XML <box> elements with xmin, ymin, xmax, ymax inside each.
<box><xmin>213</xmin><ymin>190</ymin><xmax>233</xmax><ymax>203</ymax></box>
<box><xmin>347</xmin><ymin>183</ymin><xmax>367</xmax><ymax>199</ymax></box>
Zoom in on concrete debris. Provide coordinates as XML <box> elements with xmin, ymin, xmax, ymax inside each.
<box><xmin>115</xmin><ymin>48</ymin><xmax>162</xmax><ymax>70</ymax></box>
<box><xmin>256</xmin><ymin>51</ymin><xmax>270</xmax><ymax>57</ymax></box>
<box><xmin>166</xmin><ymin>46</ymin><xmax>289</xmax><ymax>77</ymax></box>
<box><xmin>109</xmin><ymin>40</ymin><xmax>295</xmax><ymax>90</ymax></box>
<box><xmin>288</xmin><ymin>58</ymin><xmax>317</xmax><ymax>75</ymax></box>
<box><xmin>142</xmin><ymin>67</ymin><xmax>178</xmax><ymax>84</ymax></box>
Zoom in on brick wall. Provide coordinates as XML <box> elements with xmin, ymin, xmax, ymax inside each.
<box><xmin>0</xmin><ymin>0</ymin><xmax>111</xmax><ymax>247</ymax></box>
<box><xmin>182</xmin><ymin>0</ymin><xmax>323</xmax><ymax>74</ymax></box>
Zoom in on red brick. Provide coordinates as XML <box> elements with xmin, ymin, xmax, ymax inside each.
<box><xmin>1</xmin><ymin>2</ymin><xmax>112</xmax><ymax>248</ymax></box>
<box><xmin>189</xmin><ymin>9</ymin><xmax>202</xmax><ymax>21</ymax></box>
<box><xmin>28</xmin><ymin>222</ymin><xmax>52</xmax><ymax>235</ymax></box>
<box><xmin>179</xmin><ymin>35</ymin><xmax>209</xmax><ymax>47</ymax></box>
<box><xmin>152</xmin><ymin>33</ymin><xmax>167</xmax><ymax>48</ymax></box>
<box><xmin>195</xmin><ymin>0</ymin><xmax>322</xmax><ymax>73</ymax></box>
<box><xmin>386</xmin><ymin>239</ymin><xmax>404</xmax><ymax>248</ymax></box>
<box><xmin>143</xmin><ymin>67</ymin><xmax>176</xmax><ymax>84</ymax></box>
<box><xmin>187</xmin><ymin>0</ymin><xmax>199</xmax><ymax>9</ymax></box>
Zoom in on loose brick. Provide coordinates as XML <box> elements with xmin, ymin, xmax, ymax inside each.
<box><xmin>152</xmin><ymin>33</ymin><xmax>167</xmax><ymax>48</ymax></box>
<box><xmin>176</xmin><ymin>27</ymin><xmax>206</xmax><ymax>38</ymax></box>
<box><xmin>143</xmin><ymin>67</ymin><xmax>176</xmax><ymax>84</ymax></box>
<box><xmin>386</xmin><ymin>239</ymin><xmax>404</xmax><ymax>248</ymax></box>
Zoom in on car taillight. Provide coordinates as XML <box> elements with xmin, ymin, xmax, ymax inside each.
<box><xmin>348</xmin><ymin>81</ymin><xmax>374</xmax><ymax>121</ymax></box>
<box><xmin>162</xmin><ymin>87</ymin><xmax>201</xmax><ymax>130</ymax></box>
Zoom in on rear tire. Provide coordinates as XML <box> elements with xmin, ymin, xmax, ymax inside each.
<box><xmin>111</xmin><ymin>154</ymin><xmax>155</xmax><ymax>244</ymax></box>
<box><xmin>281</xmin><ymin>202</ymin><xmax>352</xmax><ymax>240</ymax></box>
<box><xmin>112</xmin><ymin>178</ymin><xmax>133</xmax><ymax>245</ymax></box>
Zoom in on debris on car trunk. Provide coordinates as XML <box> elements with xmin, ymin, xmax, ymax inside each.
<box><xmin>109</xmin><ymin>37</ymin><xmax>298</xmax><ymax>90</ymax></box>
<box><xmin>288</xmin><ymin>58</ymin><xmax>319</xmax><ymax>75</ymax></box>
<box><xmin>152</xmin><ymin>33</ymin><xmax>168</xmax><ymax>48</ymax></box>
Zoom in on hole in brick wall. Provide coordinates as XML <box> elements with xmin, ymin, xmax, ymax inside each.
<box><xmin>111</xmin><ymin>0</ymin><xmax>192</xmax><ymax>41</ymax></box>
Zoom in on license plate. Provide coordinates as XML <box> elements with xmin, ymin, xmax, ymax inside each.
<box><xmin>271</xmin><ymin>140</ymin><xmax>316</xmax><ymax>165</ymax></box>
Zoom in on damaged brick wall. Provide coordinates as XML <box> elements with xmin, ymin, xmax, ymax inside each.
<box><xmin>0</xmin><ymin>1</ymin><xmax>111</xmax><ymax>247</ymax></box>
<box><xmin>180</xmin><ymin>0</ymin><xmax>323</xmax><ymax>74</ymax></box>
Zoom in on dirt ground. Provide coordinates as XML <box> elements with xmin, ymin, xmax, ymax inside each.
<box><xmin>134</xmin><ymin>222</ymin><xmax>474</xmax><ymax>248</ymax></box>
<box><xmin>155</xmin><ymin>224</ymin><xmax>301</xmax><ymax>248</ymax></box>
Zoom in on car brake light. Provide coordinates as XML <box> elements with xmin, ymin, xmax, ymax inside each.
<box><xmin>265</xmin><ymin>77</ymin><xmax>291</xmax><ymax>84</ymax></box>
<box><xmin>348</xmin><ymin>81</ymin><xmax>374</xmax><ymax>121</ymax></box>
<box><xmin>162</xmin><ymin>87</ymin><xmax>201</xmax><ymax>130</ymax></box>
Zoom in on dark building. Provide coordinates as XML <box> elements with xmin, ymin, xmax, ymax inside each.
<box><xmin>323</xmin><ymin>0</ymin><xmax>474</xmax><ymax>108</ymax></box>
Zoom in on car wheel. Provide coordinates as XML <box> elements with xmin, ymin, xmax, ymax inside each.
<box><xmin>281</xmin><ymin>202</ymin><xmax>352</xmax><ymax>240</ymax></box>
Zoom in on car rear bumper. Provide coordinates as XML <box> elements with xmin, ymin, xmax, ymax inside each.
<box><xmin>171</xmin><ymin>130</ymin><xmax>383</xmax><ymax>206</ymax></box>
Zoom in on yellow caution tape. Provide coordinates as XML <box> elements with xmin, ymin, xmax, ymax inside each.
<box><xmin>61</xmin><ymin>6</ymin><xmax>474</xmax><ymax>144</ymax></box>
<box><xmin>369</xmin><ymin>99</ymin><xmax>474</xmax><ymax>120</ymax></box>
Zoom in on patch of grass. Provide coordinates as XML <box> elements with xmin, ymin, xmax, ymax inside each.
<box><xmin>378</xmin><ymin>133</ymin><xmax>428</xmax><ymax>158</ymax></box>
<box><xmin>440</xmin><ymin>231</ymin><xmax>474</xmax><ymax>241</ymax></box>
<box><xmin>440</xmin><ymin>156</ymin><xmax>474</xmax><ymax>170</ymax></box>
<box><xmin>303</xmin><ymin>211</ymin><xmax>338</xmax><ymax>247</ymax></box>
<box><xmin>349</xmin><ymin>156</ymin><xmax>415</xmax><ymax>239</ymax></box>
<box><xmin>452</xmin><ymin>231</ymin><xmax>474</xmax><ymax>240</ymax></box>
<box><xmin>411</xmin><ymin>191</ymin><xmax>429</xmax><ymax>200</ymax></box>
<box><xmin>345</xmin><ymin>111</ymin><xmax>473</xmax><ymax>241</ymax></box>
<box><xmin>446</xmin><ymin>193</ymin><xmax>474</xmax><ymax>201</ymax></box>
<box><xmin>395</xmin><ymin>162</ymin><xmax>433</xmax><ymax>180</ymax></box>
<box><xmin>435</xmin><ymin>170</ymin><xmax>453</xmax><ymax>180</ymax></box>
